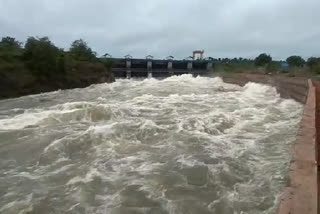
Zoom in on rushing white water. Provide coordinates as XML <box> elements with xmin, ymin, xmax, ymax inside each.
<box><xmin>0</xmin><ymin>75</ymin><xmax>303</xmax><ymax>214</ymax></box>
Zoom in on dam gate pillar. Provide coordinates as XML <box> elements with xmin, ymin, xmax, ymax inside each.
<box><xmin>187</xmin><ymin>61</ymin><xmax>193</xmax><ymax>71</ymax></box>
<box><xmin>168</xmin><ymin>61</ymin><xmax>173</xmax><ymax>76</ymax></box>
<box><xmin>126</xmin><ymin>59</ymin><xmax>131</xmax><ymax>79</ymax></box>
<box><xmin>207</xmin><ymin>62</ymin><xmax>213</xmax><ymax>72</ymax></box>
<box><xmin>147</xmin><ymin>60</ymin><xmax>152</xmax><ymax>78</ymax></box>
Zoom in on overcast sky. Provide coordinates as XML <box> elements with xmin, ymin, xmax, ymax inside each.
<box><xmin>0</xmin><ymin>0</ymin><xmax>319</xmax><ymax>60</ymax></box>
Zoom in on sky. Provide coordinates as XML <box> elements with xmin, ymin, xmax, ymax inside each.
<box><xmin>0</xmin><ymin>0</ymin><xmax>319</xmax><ymax>60</ymax></box>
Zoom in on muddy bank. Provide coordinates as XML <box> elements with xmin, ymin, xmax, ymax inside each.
<box><xmin>221</xmin><ymin>73</ymin><xmax>318</xmax><ymax>214</ymax></box>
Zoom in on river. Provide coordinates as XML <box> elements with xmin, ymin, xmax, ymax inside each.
<box><xmin>0</xmin><ymin>75</ymin><xmax>303</xmax><ymax>214</ymax></box>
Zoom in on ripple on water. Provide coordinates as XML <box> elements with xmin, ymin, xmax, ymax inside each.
<box><xmin>0</xmin><ymin>75</ymin><xmax>303</xmax><ymax>214</ymax></box>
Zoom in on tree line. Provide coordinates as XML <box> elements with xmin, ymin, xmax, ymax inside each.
<box><xmin>0</xmin><ymin>36</ymin><xmax>103</xmax><ymax>79</ymax></box>
<box><xmin>0</xmin><ymin>36</ymin><xmax>115</xmax><ymax>99</ymax></box>
<box><xmin>1</xmin><ymin>35</ymin><xmax>320</xmax><ymax>76</ymax></box>
<box><xmin>253</xmin><ymin>53</ymin><xmax>319</xmax><ymax>68</ymax></box>
<box><xmin>212</xmin><ymin>53</ymin><xmax>320</xmax><ymax>74</ymax></box>
<box><xmin>254</xmin><ymin>53</ymin><xmax>320</xmax><ymax>74</ymax></box>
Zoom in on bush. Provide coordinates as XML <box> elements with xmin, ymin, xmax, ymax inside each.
<box><xmin>23</xmin><ymin>37</ymin><xmax>63</xmax><ymax>78</ymax></box>
<box><xmin>309</xmin><ymin>62</ymin><xmax>320</xmax><ymax>74</ymax></box>
<box><xmin>307</xmin><ymin>57</ymin><xmax>320</xmax><ymax>67</ymax></box>
<box><xmin>286</xmin><ymin>56</ymin><xmax>305</xmax><ymax>67</ymax></box>
<box><xmin>100</xmin><ymin>58</ymin><xmax>114</xmax><ymax>70</ymax></box>
<box><xmin>0</xmin><ymin>37</ymin><xmax>22</xmax><ymax>50</ymax></box>
<box><xmin>266</xmin><ymin>62</ymin><xmax>280</xmax><ymax>73</ymax></box>
<box><xmin>0</xmin><ymin>37</ymin><xmax>23</xmax><ymax>61</ymax></box>
<box><xmin>69</xmin><ymin>39</ymin><xmax>96</xmax><ymax>61</ymax></box>
<box><xmin>254</xmin><ymin>53</ymin><xmax>272</xmax><ymax>66</ymax></box>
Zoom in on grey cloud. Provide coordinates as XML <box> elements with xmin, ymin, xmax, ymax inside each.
<box><xmin>0</xmin><ymin>0</ymin><xmax>319</xmax><ymax>59</ymax></box>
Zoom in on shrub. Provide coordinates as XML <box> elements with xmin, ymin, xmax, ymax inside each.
<box><xmin>254</xmin><ymin>53</ymin><xmax>272</xmax><ymax>66</ymax></box>
<box><xmin>286</xmin><ymin>56</ymin><xmax>305</xmax><ymax>67</ymax></box>
<box><xmin>69</xmin><ymin>39</ymin><xmax>96</xmax><ymax>61</ymax></box>
<box><xmin>23</xmin><ymin>37</ymin><xmax>63</xmax><ymax>77</ymax></box>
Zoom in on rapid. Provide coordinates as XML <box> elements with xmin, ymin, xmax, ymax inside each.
<box><xmin>0</xmin><ymin>75</ymin><xmax>303</xmax><ymax>214</ymax></box>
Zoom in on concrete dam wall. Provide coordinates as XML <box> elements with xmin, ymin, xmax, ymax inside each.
<box><xmin>221</xmin><ymin>73</ymin><xmax>317</xmax><ymax>214</ymax></box>
<box><xmin>111</xmin><ymin>58</ymin><xmax>213</xmax><ymax>78</ymax></box>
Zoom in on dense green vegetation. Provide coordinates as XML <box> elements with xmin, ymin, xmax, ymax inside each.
<box><xmin>214</xmin><ymin>53</ymin><xmax>320</xmax><ymax>77</ymax></box>
<box><xmin>1</xmin><ymin>35</ymin><xmax>320</xmax><ymax>99</ymax></box>
<box><xmin>307</xmin><ymin>57</ymin><xmax>320</xmax><ymax>74</ymax></box>
<box><xmin>0</xmin><ymin>36</ymin><xmax>103</xmax><ymax>78</ymax></box>
<box><xmin>0</xmin><ymin>36</ymin><xmax>114</xmax><ymax>99</ymax></box>
<box><xmin>286</xmin><ymin>56</ymin><xmax>305</xmax><ymax>67</ymax></box>
<box><xmin>254</xmin><ymin>53</ymin><xmax>272</xmax><ymax>66</ymax></box>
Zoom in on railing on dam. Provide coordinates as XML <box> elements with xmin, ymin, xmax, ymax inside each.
<box><xmin>109</xmin><ymin>58</ymin><xmax>214</xmax><ymax>78</ymax></box>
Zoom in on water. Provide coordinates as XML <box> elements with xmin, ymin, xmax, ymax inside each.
<box><xmin>0</xmin><ymin>75</ymin><xmax>303</xmax><ymax>214</ymax></box>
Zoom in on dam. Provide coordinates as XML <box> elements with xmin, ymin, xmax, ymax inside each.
<box><xmin>109</xmin><ymin>56</ymin><xmax>214</xmax><ymax>78</ymax></box>
<box><xmin>0</xmin><ymin>73</ymin><xmax>318</xmax><ymax>214</ymax></box>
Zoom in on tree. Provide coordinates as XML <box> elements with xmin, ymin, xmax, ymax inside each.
<box><xmin>232</xmin><ymin>57</ymin><xmax>238</xmax><ymax>63</ymax></box>
<box><xmin>0</xmin><ymin>37</ymin><xmax>22</xmax><ymax>49</ymax></box>
<box><xmin>254</xmin><ymin>53</ymin><xmax>272</xmax><ymax>66</ymax></box>
<box><xmin>0</xmin><ymin>37</ymin><xmax>23</xmax><ymax>61</ymax></box>
<box><xmin>69</xmin><ymin>39</ymin><xmax>96</xmax><ymax>61</ymax></box>
<box><xmin>307</xmin><ymin>57</ymin><xmax>320</xmax><ymax>67</ymax></box>
<box><xmin>0</xmin><ymin>36</ymin><xmax>22</xmax><ymax>49</ymax></box>
<box><xmin>306</xmin><ymin>57</ymin><xmax>320</xmax><ymax>74</ymax></box>
<box><xmin>286</xmin><ymin>55</ymin><xmax>305</xmax><ymax>67</ymax></box>
<box><xmin>23</xmin><ymin>37</ymin><xmax>62</xmax><ymax>77</ymax></box>
<box><xmin>101</xmin><ymin>58</ymin><xmax>114</xmax><ymax>71</ymax></box>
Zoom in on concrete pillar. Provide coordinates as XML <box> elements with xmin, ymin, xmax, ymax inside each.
<box><xmin>187</xmin><ymin>61</ymin><xmax>193</xmax><ymax>71</ymax></box>
<box><xmin>126</xmin><ymin>59</ymin><xmax>131</xmax><ymax>79</ymax></box>
<box><xmin>147</xmin><ymin>60</ymin><xmax>152</xmax><ymax>78</ymax></box>
<box><xmin>147</xmin><ymin>60</ymin><xmax>152</xmax><ymax>70</ymax></box>
<box><xmin>206</xmin><ymin>62</ymin><xmax>213</xmax><ymax>71</ymax></box>
<box><xmin>126</xmin><ymin>70</ymin><xmax>131</xmax><ymax>79</ymax></box>
<box><xmin>168</xmin><ymin>61</ymin><xmax>174</xmax><ymax>76</ymax></box>
<box><xmin>126</xmin><ymin>60</ymin><xmax>131</xmax><ymax>69</ymax></box>
<box><xmin>167</xmin><ymin>61</ymin><xmax>173</xmax><ymax>76</ymax></box>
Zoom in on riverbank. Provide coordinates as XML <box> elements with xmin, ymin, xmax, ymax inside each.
<box><xmin>220</xmin><ymin>72</ymin><xmax>318</xmax><ymax>214</ymax></box>
<box><xmin>0</xmin><ymin>37</ymin><xmax>115</xmax><ymax>100</ymax></box>
<box><xmin>0</xmin><ymin>61</ymin><xmax>114</xmax><ymax>100</ymax></box>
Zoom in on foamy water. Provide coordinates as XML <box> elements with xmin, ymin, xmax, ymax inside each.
<box><xmin>0</xmin><ymin>75</ymin><xmax>302</xmax><ymax>214</ymax></box>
